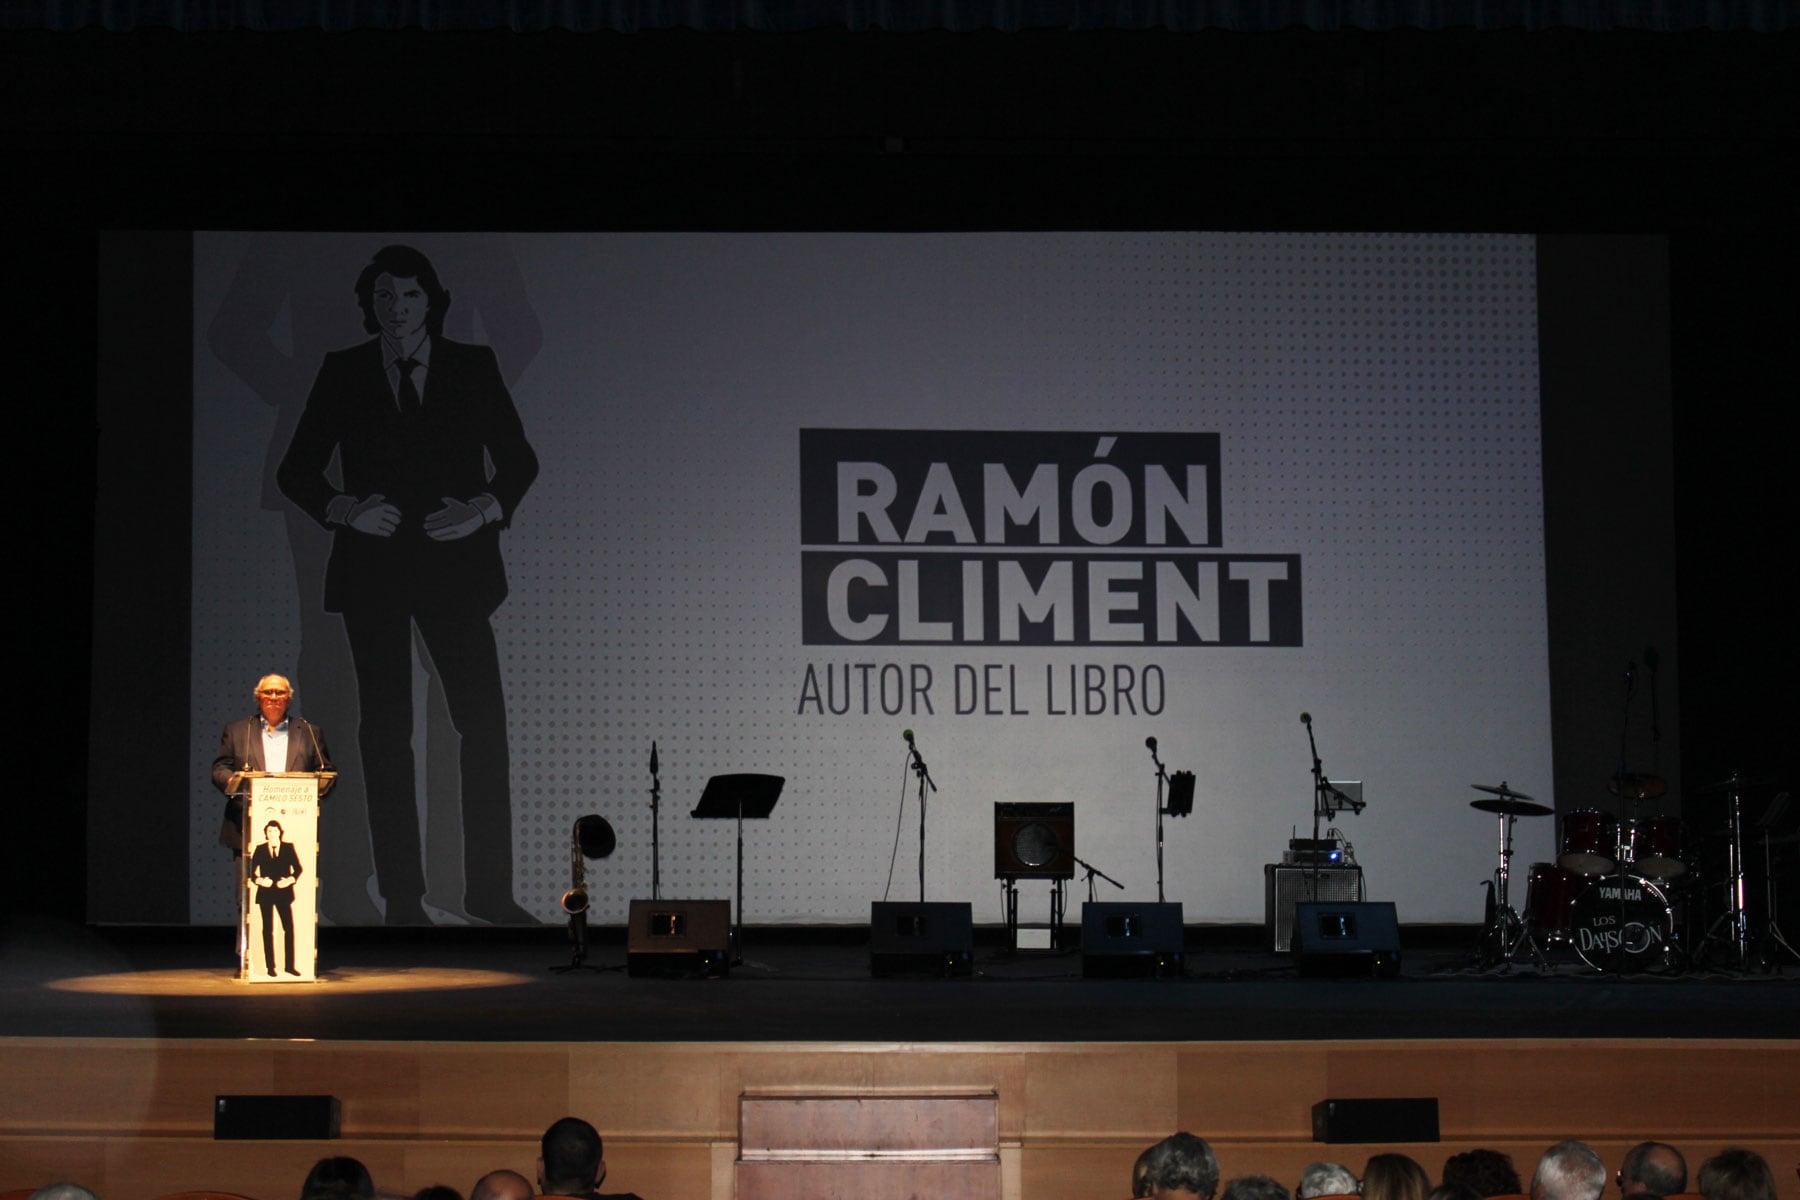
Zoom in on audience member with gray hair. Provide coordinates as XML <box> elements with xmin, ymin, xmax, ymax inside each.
<box><xmin>1138</xmin><ymin>1131</ymin><xmax>1223</xmax><ymax>1200</ymax></box>
<box><xmin>1534</xmin><ymin>1141</ymin><xmax>1608</xmax><ymax>1200</ymax></box>
<box><xmin>1621</xmin><ymin>1143</ymin><xmax>1688</xmax><ymax>1198</ymax></box>
<box><xmin>1299</xmin><ymin>1163</ymin><xmax>1362</xmax><ymax>1199</ymax></box>
<box><xmin>28</xmin><ymin>1186</ymin><xmax>101</xmax><ymax>1200</ymax></box>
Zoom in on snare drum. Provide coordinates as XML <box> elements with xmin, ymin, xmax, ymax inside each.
<box><xmin>1621</xmin><ymin>815</ymin><xmax>1687</xmax><ymax>879</ymax></box>
<box><xmin>1569</xmin><ymin>874</ymin><xmax>1675</xmax><ymax>971</ymax></box>
<box><xmin>1524</xmin><ymin>862</ymin><xmax>1585</xmax><ymax>942</ymax></box>
<box><xmin>1559</xmin><ymin>808</ymin><xmax>1618</xmax><ymax>875</ymax></box>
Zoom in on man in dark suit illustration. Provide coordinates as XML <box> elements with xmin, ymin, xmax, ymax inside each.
<box><xmin>277</xmin><ymin>244</ymin><xmax>538</xmax><ymax>925</ymax></box>
<box><xmin>249</xmin><ymin>819</ymin><xmax>305</xmax><ymax>976</ymax></box>
<box><xmin>211</xmin><ymin>672</ymin><xmax>334</xmax><ymax>851</ymax></box>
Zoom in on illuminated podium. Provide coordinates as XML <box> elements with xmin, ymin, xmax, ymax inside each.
<box><xmin>229</xmin><ymin>771</ymin><xmax>332</xmax><ymax>983</ymax></box>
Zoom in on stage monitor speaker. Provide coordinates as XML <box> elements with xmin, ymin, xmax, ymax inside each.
<box><xmin>1265</xmin><ymin>863</ymin><xmax>1364</xmax><ymax>952</ymax></box>
<box><xmin>870</xmin><ymin>901</ymin><xmax>973</xmax><ymax>977</ymax></box>
<box><xmin>994</xmin><ymin>802</ymin><xmax>1075</xmax><ymax>879</ymax></box>
<box><xmin>214</xmin><ymin>1094</ymin><xmax>340</xmax><ymax>1140</ymax></box>
<box><xmin>1312</xmin><ymin>1097</ymin><xmax>1440</xmax><ymax>1143</ymax></box>
<box><xmin>1292</xmin><ymin>900</ymin><xmax>1401</xmax><ymax>978</ymax></box>
<box><xmin>1080</xmin><ymin>901</ymin><xmax>1184</xmax><ymax>978</ymax></box>
<box><xmin>627</xmin><ymin>898</ymin><xmax>731</xmax><ymax>977</ymax></box>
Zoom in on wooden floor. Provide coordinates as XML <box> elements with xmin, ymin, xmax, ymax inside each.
<box><xmin>3</xmin><ymin>1036</ymin><xmax>1798</xmax><ymax>1200</ymax></box>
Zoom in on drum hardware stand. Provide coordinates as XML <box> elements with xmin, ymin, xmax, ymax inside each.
<box><xmin>1469</xmin><ymin>783</ymin><xmax>1552</xmax><ymax>971</ymax></box>
<box><xmin>1694</xmin><ymin>771</ymin><xmax>1752</xmax><ymax>972</ymax></box>
<box><xmin>1751</xmin><ymin>791</ymin><xmax>1798</xmax><ymax>969</ymax></box>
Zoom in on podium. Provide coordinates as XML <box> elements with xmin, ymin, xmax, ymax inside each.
<box><xmin>231</xmin><ymin>771</ymin><xmax>332</xmax><ymax>983</ymax></box>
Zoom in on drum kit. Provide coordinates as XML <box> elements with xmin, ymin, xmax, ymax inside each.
<box><xmin>1476</xmin><ymin>768</ymin><xmax>1797</xmax><ymax>973</ymax></box>
<box><xmin>1475</xmin><ymin>773</ymin><xmax>1690</xmax><ymax>972</ymax></box>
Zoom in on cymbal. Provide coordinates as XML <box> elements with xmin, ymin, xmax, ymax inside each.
<box><xmin>1695</xmin><ymin>772</ymin><xmax>1776</xmax><ymax>795</ymax></box>
<box><xmin>1608</xmin><ymin>772</ymin><xmax>1667</xmax><ymax>801</ymax></box>
<box><xmin>1471</xmin><ymin>781</ymin><xmax>1536</xmax><ymax>801</ymax></box>
<box><xmin>1471</xmin><ymin>797</ymin><xmax>1554</xmax><ymax>818</ymax></box>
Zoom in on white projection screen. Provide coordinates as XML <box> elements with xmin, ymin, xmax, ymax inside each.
<box><xmin>180</xmin><ymin>230</ymin><xmax>1555</xmax><ymax>927</ymax></box>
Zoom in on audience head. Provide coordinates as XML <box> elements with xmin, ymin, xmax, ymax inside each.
<box><xmin>301</xmin><ymin>1156</ymin><xmax>376</xmax><ymax>1200</ymax></box>
<box><xmin>1363</xmin><ymin>1154</ymin><xmax>1431</xmax><ymax>1200</ymax></box>
<box><xmin>1621</xmin><ymin>1144</ymin><xmax>1688</xmax><ymax>1198</ymax></box>
<box><xmin>539</xmin><ymin>1115</ymin><xmax>606</xmax><ymax>1195</ymax></box>
<box><xmin>1444</xmin><ymin>1150</ymin><xmax>1523</xmax><ymax>1198</ymax></box>
<box><xmin>29</xmin><ymin>1186</ymin><xmax>101</xmax><ymax>1200</ymax></box>
<box><xmin>1140</xmin><ymin>1132</ymin><xmax>1222</xmax><ymax>1200</ymax></box>
<box><xmin>1223</xmin><ymin>1175</ymin><xmax>1296</xmax><ymax>1200</ymax></box>
<box><xmin>1133</xmin><ymin>1144</ymin><xmax>1159</xmax><ymax>1198</ymax></box>
<box><xmin>1299</xmin><ymin>1163</ymin><xmax>1362</xmax><ymax>1199</ymax></box>
<box><xmin>1430</xmin><ymin>1185</ymin><xmax>1485</xmax><ymax>1200</ymax></box>
<box><xmin>1696</xmin><ymin>1149</ymin><xmax>1777</xmax><ymax>1200</ymax></box>
<box><xmin>1534</xmin><ymin>1141</ymin><xmax>1607</xmax><ymax>1200</ymax></box>
<box><xmin>469</xmin><ymin>1169</ymin><xmax>533</xmax><ymax>1200</ymax></box>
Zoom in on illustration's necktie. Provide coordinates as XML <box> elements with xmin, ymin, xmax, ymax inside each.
<box><xmin>396</xmin><ymin>357</ymin><xmax>422</xmax><ymax>415</ymax></box>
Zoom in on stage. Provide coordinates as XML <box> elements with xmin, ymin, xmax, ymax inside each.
<box><xmin>3</xmin><ymin>919</ymin><xmax>1794</xmax><ymax>1044</ymax></box>
<box><xmin>2</xmin><ymin>918</ymin><xmax>1797</xmax><ymax>1200</ymax></box>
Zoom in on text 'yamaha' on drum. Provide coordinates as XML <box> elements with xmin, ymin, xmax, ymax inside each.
<box><xmin>1558</xmin><ymin>808</ymin><xmax>1617</xmax><ymax>875</ymax></box>
<box><xmin>1569</xmin><ymin>874</ymin><xmax>1675</xmax><ymax>971</ymax></box>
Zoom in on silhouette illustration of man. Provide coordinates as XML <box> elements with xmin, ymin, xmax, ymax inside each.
<box><xmin>250</xmin><ymin>820</ymin><xmax>305</xmax><ymax>975</ymax></box>
<box><xmin>278</xmin><ymin>244</ymin><xmax>538</xmax><ymax>925</ymax></box>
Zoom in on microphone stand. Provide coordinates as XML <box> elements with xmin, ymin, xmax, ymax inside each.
<box><xmin>649</xmin><ymin>742</ymin><xmax>662</xmax><ymax>901</ymax></box>
<box><xmin>1072</xmin><ymin>854</ymin><xmax>1125</xmax><ymax>903</ymax></box>
<box><xmin>1302</xmin><ymin>715</ymin><xmax>1329</xmax><ymax>904</ymax></box>
<box><xmin>1148</xmin><ymin>740</ymin><xmax>1171</xmax><ymax>902</ymax></box>
<box><xmin>907</xmin><ymin>733</ymin><xmax>937</xmax><ymax>901</ymax></box>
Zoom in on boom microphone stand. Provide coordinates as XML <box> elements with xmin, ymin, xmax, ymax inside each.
<box><xmin>905</xmin><ymin>729</ymin><xmax>937</xmax><ymax>901</ymax></box>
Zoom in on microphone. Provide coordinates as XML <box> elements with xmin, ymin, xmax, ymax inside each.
<box><xmin>650</xmin><ymin>740</ymin><xmax>659</xmax><ymax>774</ymax></box>
<box><xmin>903</xmin><ymin>729</ymin><xmax>915</xmax><ymax>745</ymax></box>
<box><xmin>1145</xmin><ymin>736</ymin><xmax>1158</xmax><ymax>752</ymax></box>
<box><xmin>1300</xmin><ymin>712</ymin><xmax>1312</xmax><ymax>726</ymax></box>
<box><xmin>1626</xmin><ymin>661</ymin><xmax>1637</xmax><ymax>685</ymax></box>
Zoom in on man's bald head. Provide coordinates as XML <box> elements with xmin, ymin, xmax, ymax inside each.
<box><xmin>470</xmin><ymin>1169</ymin><xmax>533</xmax><ymax>1200</ymax></box>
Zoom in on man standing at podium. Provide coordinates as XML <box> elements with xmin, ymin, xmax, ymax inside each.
<box><xmin>211</xmin><ymin>673</ymin><xmax>334</xmax><ymax>852</ymax></box>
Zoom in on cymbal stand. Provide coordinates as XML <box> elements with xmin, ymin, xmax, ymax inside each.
<box><xmin>1753</xmin><ymin>794</ymin><xmax>1798</xmax><ymax>968</ymax></box>
<box><xmin>1695</xmin><ymin>773</ymin><xmax>1751</xmax><ymax>971</ymax></box>
<box><xmin>1482</xmin><ymin>809</ymin><xmax>1546</xmax><ymax>970</ymax></box>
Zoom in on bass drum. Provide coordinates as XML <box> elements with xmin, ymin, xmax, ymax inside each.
<box><xmin>1570</xmin><ymin>875</ymin><xmax>1675</xmax><ymax>971</ymax></box>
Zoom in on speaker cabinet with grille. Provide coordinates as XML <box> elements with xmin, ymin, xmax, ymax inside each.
<box><xmin>994</xmin><ymin>802</ymin><xmax>1074</xmax><ymax>879</ymax></box>
<box><xmin>1080</xmin><ymin>901</ymin><xmax>1184</xmax><ymax>978</ymax></box>
<box><xmin>627</xmin><ymin>898</ymin><xmax>731</xmax><ymax>977</ymax></box>
<box><xmin>870</xmin><ymin>901</ymin><xmax>974</xmax><ymax>977</ymax></box>
<box><xmin>1265</xmin><ymin>864</ymin><xmax>1364</xmax><ymax>952</ymax></box>
<box><xmin>1293</xmin><ymin>900</ymin><xmax>1402</xmax><ymax>978</ymax></box>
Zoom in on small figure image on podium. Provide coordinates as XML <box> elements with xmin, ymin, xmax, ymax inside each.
<box><xmin>241</xmin><ymin>777</ymin><xmax>322</xmax><ymax>983</ymax></box>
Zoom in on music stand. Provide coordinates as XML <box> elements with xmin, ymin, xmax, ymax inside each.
<box><xmin>691</xmin><ymin>773</ymin><xmax>784</xmax><ymax>963</ymax></box>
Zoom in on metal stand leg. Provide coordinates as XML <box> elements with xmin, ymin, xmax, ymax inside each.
<box><xmin>1695</xmin><ymin>775</ymin><xmax>1751</xmax><ymax>971</ymax></box>
<box><xmin>1482</xmin><ymin>811</ymin><xmax>1547</xmax><ymax>971</ymax></box>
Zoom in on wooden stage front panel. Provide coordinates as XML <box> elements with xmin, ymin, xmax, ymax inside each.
<box><xmin>2</xmin><ymin>1037</ymin><xmax>1796</xmax><ymax>1199</ymax></box>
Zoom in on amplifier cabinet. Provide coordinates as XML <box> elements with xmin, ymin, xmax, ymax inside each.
<box><xmin>1264</xmin><ymin>864</ymin><xmax>1364</xmax><ymax>952</ymax></box>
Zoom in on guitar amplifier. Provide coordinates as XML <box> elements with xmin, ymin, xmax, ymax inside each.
<box><xmin>1265</xmin><ymin>863</ymin><xmax>1364</xmax><ymax>952</ymax></box>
